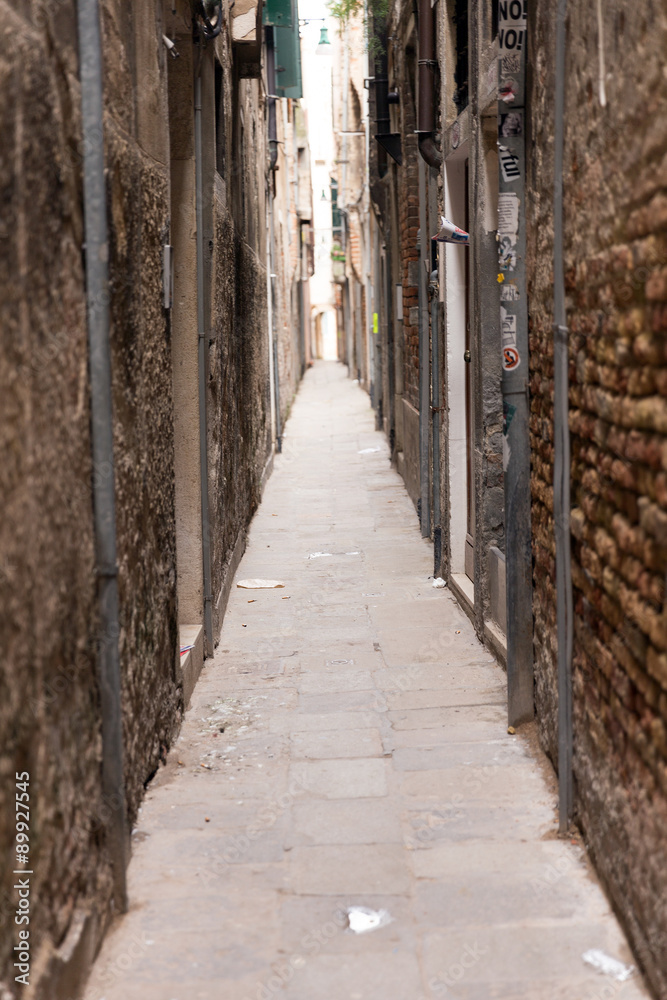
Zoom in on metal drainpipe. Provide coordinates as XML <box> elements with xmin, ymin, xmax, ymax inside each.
<box><xmin>416</xmin><ymin>0</ymin><xmax>439</xmax><ymax>536</ymax></box>
<box><xmin>363</xmin><ymin>0</ymin><xmax>374</xmax><ymax>399</ymax></box>
<box><xmin>430</xmin><ymin>266</ymin><xmax>441</xmax><ymax>572</ymax></box>
<box><xmin>266</xmin><ymin>197</ymin><xmax>277</xmax><ymax>450</ymax></box>
<box><xmin>194</xmin><ymin>60</ymin><xmax>214</xmax><ymax>658</ymax></box>
<box><xmin>266</xmin><ymin>26</ymin><xmax>279</xmax><ymax>171</ymax></box>
<box><xmin>417</xmin><ymin>194</ymin><xmax>431</xmax><ymax>539</ymax></box>
<box><xmin>553</xmin><ymin>0</ymin><xmax>573</xmax><ymax>833</ymax></box>
<box><xmin>341</xmin><ymin>22</ymin><xmax>352</xmax><ymax>375</ymax></box>
<box><xmin>76</xmin><ymin>0</ymin><xmax>128</xmax><ymax>912</ymax></box>
<box><xmin>417</xmin><ymin>0</ymin><xmax>442</xmax><ymax>169</ymax></box>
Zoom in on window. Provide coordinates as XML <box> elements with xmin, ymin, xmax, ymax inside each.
<box><xmin>331</xmin><ymin>179</ymin><xmax>342</xmax><ymax>239</ymax></box>
<box><xmin>452</xmin><ymin>0</ymin><xmax>468</xmax><ymax>112</ymax></box>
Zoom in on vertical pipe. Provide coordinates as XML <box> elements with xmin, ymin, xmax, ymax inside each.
<box><xmin>195</xmin><ymin>68</ymin><xmax>214</xmax><ymax>658</ymax></box>
<box><xmin>340</xmin><ymin>22</ymin><xmax>352</xmax><ymax>375</ymax></box>
<box><xmin>76</xmin><ymin>0</ymin><xmax>128</xmax><ymax>912</ymax></box>
<box><xmin>363</xmin><ymin>4</ymin><xmax>373</xmax><ymax>397</ymax></box>
<box><xmin>418</xmin><ymin>162</ymin><xmax>431</xmax><ymax>538</ymax></box>
<box><xmin>266</xmin><ymin>197</ymin><xmax>277</xmax><ymax>449</ymax></box>
<box><xmin>431</xmin><ymin>266</ymin><xmax>441</xmax><ymax>572</ymax></box>
<box><xmin>553</xmin><ymin>0</ymin><xmax>573</xmax><ymax>833</ymax></box>
<box><xmin>273</xmin><ymin>335</ymin><xmax>282</xmax><ymax>452</ymax></box>
<box><xmin>417</xmin><ymin>0</ymin><xmax>442</xmax><ymax>169</ymax></box>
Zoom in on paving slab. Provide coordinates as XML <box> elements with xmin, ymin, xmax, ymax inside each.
<box><xmin>287</xmin><ymin>797</ymin><xmax>403</xmax><ymax>846</ymax></box>
<box><xmin>84</xmin><ymin>364</ymin><xmax>650</xmax><ymax>1000</ymax></box>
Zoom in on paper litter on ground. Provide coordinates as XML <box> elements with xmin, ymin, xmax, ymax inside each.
<box><xmin>582</xmin><ymin>949</ymin><xmax>635</xmax><ymax>982</ymax></box>
<box><xmin>236</xmin><ymin>579</ymin><xmax>285</xmax><ymax>589</ymax></box>
<box><xmin>345</xmin><ymin>906</ymin><xmax>393</xmax><ymax>934</ymax></box>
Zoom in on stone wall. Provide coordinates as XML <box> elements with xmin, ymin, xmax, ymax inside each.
<box><xmin>527</xmin><ymin>2</ymin><xmax>667</xmax><ymax>992</ymax></box>
<box><xmin>0</xmin><ymin>0</ymin><xmax>292</xmax><ymax>995</ymax></box>
<box><xmin>0</xmin><ymin>2</ymin><xmax>181</xmax><ymax>992</ymax></box>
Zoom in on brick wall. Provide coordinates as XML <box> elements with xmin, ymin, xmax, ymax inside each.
<box><xmin>527</xmin><ymin>2</ymin><xmax>667</xmax><ymax>992</ymax></box>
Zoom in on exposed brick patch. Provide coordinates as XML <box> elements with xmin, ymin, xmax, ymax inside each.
<box><xmin>527</xmin><ymin>2</ymin><xmax>667</xmax><ymax>992</ymax></box>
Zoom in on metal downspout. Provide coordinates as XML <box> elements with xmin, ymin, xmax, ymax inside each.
<box><xmin>76</xmin><ymin>0</ymin><xmax>128</xmax><ymax>912</ymax></box>
<box><xmin>266</xmin><ymin>198</ymin><xmax>277</xmax><ymax>450</ymax></box>
<box><xmin>417</xmin><ymin>183</ymin><xmax>431</xmax><ymax>539</ymax></box>
<box><xmin>417</xmin><ymin>0</ymin><xmax>442</xmax><ymax>169</ymax></box>
<box><xmin>269</xmin><ymin>189</ymin><xmax>282</xmax><ymax>451</ymax></box>
<box><xmin>195</xmin><ymin>65</ymin><xmax>214</xmax><ymax>658</ymax></box>
<box><xmin>341</xmin><ymin>22</ymin><xmax>353</xmax><ymax>375</ymax></box>
<box><xmin>553</xmin><ymin>0</ymin><xmax>573</xmax><ymax>833</ymax></box>
<box><xmin>265</xmin><ymin>28</ymin><xmax>278</xmax><ymax>450</ymax></box>
<box><xmin>268</xmin><ymin>182</ymin><xmax>282</xmax><ymax>452</ymax></box>
<box><xmin>363</xmin><ymin>0</ymin><xmax>374</xmax><ymax>399</ymax></box>
<box><xmin>430</xmin><ymin>268</ymin><xmax>441</xmax><ymax>572</ymax></box>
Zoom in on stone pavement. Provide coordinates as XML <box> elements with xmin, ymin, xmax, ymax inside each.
<box><xmin>85</xmin><ymin>362</ymin><xmax>650</xmax><ymax>1000</ymax></box>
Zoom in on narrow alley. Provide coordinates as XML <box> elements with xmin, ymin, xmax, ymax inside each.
<box><xmin>84</xmin><ymin>364</ymin><xmax>648</xmax><ymax>1000</ymax></box>
<box><xmin>3</xmin><ymin>1</ymin><xmax>667</xmax><ymax>998</ymax></box>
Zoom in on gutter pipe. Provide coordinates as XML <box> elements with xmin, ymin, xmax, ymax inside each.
<box><xmin>430</xmin><ymin>267</ymin><xmax>441</xmax><ymax>572</ymax></box>
<box><xmin>76</xmin><ymin>0</ymin><xmax>128</xmax><ymax>912</ymax></box>
<box><xmin>417</xmin><ymin>0</ymin><xmax>442</xmax><ymax>169</ymax></box>
<box><xmin>197</xmin><ymin>0</ymin><xmax>223</xmax><ymax>39</ymax></box>
<box><xmin>195</xmin><ymin>58</ymin><xmax>215</xmax><ymax>658</ymax></box>
<box><xmin>553</xmin><ymin>0</ymin><xmax>573</xmax><ymax>833</ymax></box>
<box><xmin>266</xmin><ymin>27</ymin><xmax>279</xmax><ymax>170</ymax></box>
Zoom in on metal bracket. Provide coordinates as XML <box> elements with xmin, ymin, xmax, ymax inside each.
<box><xmin>96</xmin><ymin>563</ymin><xmax>119</xmax><ymax>577</ymax></box>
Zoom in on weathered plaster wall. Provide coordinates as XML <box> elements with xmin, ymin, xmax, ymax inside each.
<box><xmin>0</xmin><ymin>0</ymin><xmax>287</xmax><ymax>995</ymax></box>
<box><xmin>527</xmin><ymin>2</ymin><xmax>667</xmax><ymax>992</ymax></box>
<box><xmin>0</xmin><ymin>1</ymin><xmax>181</xmax><ymax>993</ymax></box>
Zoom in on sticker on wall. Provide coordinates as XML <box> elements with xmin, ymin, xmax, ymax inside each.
<box><xmin>498</xmin><ymin>79</ymin><xmax>518</xmax><ymax>103</ymax></box>
<box><xmin>501</xmin><ymin>308</ymin><xmax>521</xmax><ymax>371</ymax></box>
<box><xmin>499</xmin><ymin>145</ymin><xmax>521</xmax><ymax>183</ymax></box>
<box><xmin>498</xmin><ymin>192</ymin><xmax>520</xmax><ymax>237</ymax></box>
<box><xmin>503</xmin><ymin>434</ymin><xmax>511</xmax><ymax>470</ymax></box>
<box><xmin>498</xmin><ymin>235</ymin><xmax>517</xmax><ymax>271</ymax></box>
<box><xmin>499</xmin><ymin>111</ymin><xmax>523</xmax><ymax>137</ymax></box>
<box><xmin>503</xmin><ymin>399</ymin><xmax>517</xmax><ymax>436</ymax></box>
<box><xmin>499</xmin><ymin>0</ymin><xmax>527</xmax><ymax>52</ymax></box>
<box><xmin>500</xmin><ymin>282</ymin><xmax>520</xmax><ymax>301</ymax></box>
<box><xmin>500</xmin><ymin>53</ymin><xmax>522</xmax><ymax>76</ymax></box>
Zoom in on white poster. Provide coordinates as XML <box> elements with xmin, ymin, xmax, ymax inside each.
<box><xmin>499</xmin><ymin>0</ymin><xmax>527</xmax><ymax>52</ymax></box>
<box><xmin>498</xmin><ymin>191</ymin><xmax>520</xmax><ymax>235</ymax></box>
<box><xmin>499</xmin><ymin>145</ymin><xmax>521</xmax><ymax>183</ymax></box>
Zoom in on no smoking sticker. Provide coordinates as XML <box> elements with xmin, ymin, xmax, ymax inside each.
<box><xmin>501</xmin><ymin>309</ymin><xmax>521</xmax><ymax>371</ymax></box>
<box><xmin>503</xmin><ymin>347</ymin><xmax>520</xmax><ymax>370</ymax></box>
